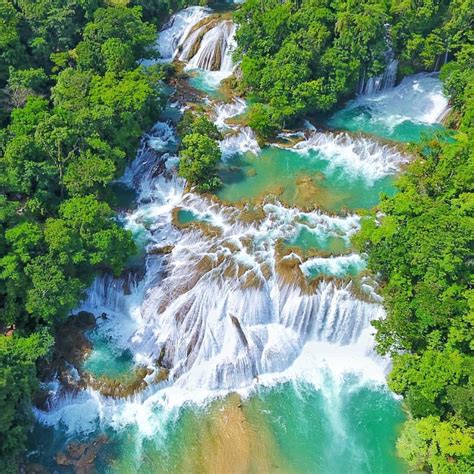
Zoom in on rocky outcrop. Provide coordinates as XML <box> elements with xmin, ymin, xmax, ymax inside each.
<box><xmin>55</xmin><ymin>436</ymin><xmax>108</xmax><ymax>474</ymax></box>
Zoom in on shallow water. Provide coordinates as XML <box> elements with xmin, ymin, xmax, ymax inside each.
<box><xmin>27</xmin><ymin>7</ymin><xmax>450</xmax><ymax>473</ymax></box>
<box><xmin>217</xmin><ymin>145</ymin><xmax>399</xmax><ymax>213</ymax></box>
<box><xmin>328</xmin><ymin>73</ymin><xmax>448</xmax><ymax>142</ymax></box>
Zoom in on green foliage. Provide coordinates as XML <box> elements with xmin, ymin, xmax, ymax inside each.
<box><xmin>397</xmin><ymin>417</ymin><xmax>474</xmax><ymax>473</ymax></box>
<box><xmin>177</xmin><ymin>110</ymin><xmax>222</xmax><ymax>191</ymax></box>
<box><xmin>0</xmin><ymin>1</ymin><xmax>25</xmax><ymax>84</ymax></box>
<box><xmin>0</xmin><ymin>332</ymin><xmax>53</xmax><ymax>471</ymax></box>
<box><xmin>234</xmin><ymin>0</ymin><xmax>389</xmax><ymax>132</ymax></box>
<box><xmin>247</xmin><ymin>103</ymin><xmax>281</xmax><ymax>142</ymax></box>
<box><xmin>235</xmin><ymin>0</ymin><xmax>473</xmax><ymax>135</ymax></box>
<box><xmin>179</xmin><ymin>133</ymin><xmax>222</xmax><ymax>191</ymax></box>
<box><xmin>76</xmin><ymin>5</ymin><xmax>157</xmax><ymax>73</ymax></box>
<box><xmin>177</xmin><ymin>109</ymin><xmax>222</xmax><ymax>141</ymax></box>
<box><xmin>354</xmin><ymin>49</ymin><xmax>474</xmax><ymax>472</ymax></box>
<box><xmin>0</xmin><ymin>1</ymin><xmax>168</xmax><ymax>468</ymax></box>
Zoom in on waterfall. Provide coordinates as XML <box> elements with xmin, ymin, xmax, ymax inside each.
<box><xmin>330</xmin><ymin>73</ymin><xmax>450</xmax><ymax>140</ymax></box>
<box><xmin>33</xmin><ymin>43</ymin><xmax>411</xmax><ymax>441</ymax></box>
<box><xmin>359</xmin><ymin>24</ymin><xmax>398</xmax><ymax>95</ymax></box>
<box><xmin>220</xmin><ymin>126</ymin><xmax>261</xmax><ymax>158</ymax></box>
<box><xmin>213</xmin><ymin>98</ymin><xmax>247</xmax><ymax>129</ymax></box>
<box><xmin>360</xmin><ymin>59</ymin><xmax>398</xmax><ymax>95</ymax></box>
<box><xmin>291</xmin><ymin>131</ymin><xmax>409</xmax><ymax>182</ymax></box>
<box><xmin>156</xmin><ymin>7</ymin><xmax>211</xmax><ymax>61</ymax></box>
<box><xmin>180</xmin><ymin>19</ymin><xmax>236</xmax><ymax>72</ymax></box>
<box><xmin>157</xmin><ymin>7</ymin><xmax>237</xmax><ymax>73</ymax></box>
<box><xmin>32</xmin><ymin>120</ymin><xmax>397</xmax><ymax>441</ymax></box>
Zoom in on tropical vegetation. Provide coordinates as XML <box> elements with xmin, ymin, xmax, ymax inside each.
<box><xmin>234</xmin><ymin>0</ymin><xmax>472</xmax><ymax>139</ymax></box>
<box><xmin>0</xmin><ymin>0</ymin><xmax>184</xmax><ymax>468</ymax></box>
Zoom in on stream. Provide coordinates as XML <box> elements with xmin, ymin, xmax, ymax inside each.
<box><xmin>28</xmin><ymin>4</ymin><xmax>449</xmax><ymax>473</ymax></box>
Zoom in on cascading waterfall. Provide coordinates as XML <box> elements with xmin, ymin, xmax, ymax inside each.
<box><xmin>35</xmin><ymin>115</ymin><xmax>394</xmax><ymax>437</ymax></box>
<box><xmin>359</xmin><ymin>24</ymin><xmax>399</xmax><ymax>95</ymax></box>
<box><xmin>330</xmin><ymin>72</ymin><xmax>450</xmax><ymax>142</ymax></box>
<box><xmin>155</xmin><ymin>7</ymin><xmax>211</xmax><ymax>61</ymax></box>
<box><xmin>29</xmin><ymin>6</ymin><xmax>449</xmax><ymax>471</ymax></box>
<box><xmin>180</xmin><ymin>19</ymin><xmax>236</xmax><ymax>72</ymax></box>
<box><xmin>157</xmin><ymin>7</ymin><xmax>237</xmax><ymax>73</ymax></box>
<box><xmin>291</xmin><ymin>130</ymin><xmax>409</xmax><ymax>182</ymax></box>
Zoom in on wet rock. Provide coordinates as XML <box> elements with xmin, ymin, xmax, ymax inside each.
<box><xmin>149</xmin><ymin>244</ymin><xmax>175</xmax><ymax>255</ymax></box>
<box><xmin>84</xmin><ymin>366</ymin><xmax>149</xmax><ymax>398</ymax></box>
<box><xmin>37</xmin><ymin>313</ymin><xmax>97</xmax><ymax>396</ymax></box>
<box><xmin>154</xmin><ymin>367</ymin><xmax>170</xmax><ymax>383</ymax></box>
<box><xmin>25</xmin><ymin>463</ymin><xmax>49</xmax><ymax>474</ymax></box>
<box><xmin>55</xmin><ymin>435</ymin><xmax>107</xmax><ymax>473</ymax></box>
<box><xmin>75</xmin><ymin>311</ymin><xmax>97</xmax><ymax>330</ymax></box>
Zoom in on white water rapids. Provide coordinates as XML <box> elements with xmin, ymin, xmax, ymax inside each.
<box><xmin>155</xmin><ymin>6</ymin><xmax>236</xmax><ymax>76</ymax></box>
<box><xmin>36</xmin><ymin>118</ymin><xmax>390</xmax><ymax>435</ymax></box>
<box><xmin>34</xmin><ymin>7</ymin><xmax>448</xmax><ymax>449</ymax></box>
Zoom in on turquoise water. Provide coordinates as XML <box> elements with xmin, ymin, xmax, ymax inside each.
<box><xmin>29</xmin><ymin>21</ymin><xmax>453</xmax><ymax>474</ymax></box>
<box><xmin>302</xmin><ymin>255</ymin><xmax>366</xmax><ymax>279</ymax></box>
<box><xmin>83</xmin><ymin>333</ymin><xmax>135</xmax><ymax>380</ymax></box>
<box><xmin>246</xmin><ymin>381</ymin><xmax>406</xmax><ymax>474</ymax></box>
<box><xmin>29</xmin><ymin>379</ymin><xmax>405</xmax><ymax>473</ymax></box>
<box><xmin>188</xmin><ymin>69</ymin><xmax>227</xmax><ymax>99</ymax></box>
<box><xmin>217</xmin><ymin>146</ymin><xmax>397</xmax><ymax>213</ymax></box>
<box><xmin>327</xmin><ymin>73</ymin><xmax>448</xmax><ymax>143</ymax></box>
<box><xmin>176</xmin><ymin>208</ymin><xmax>214</xmax><ymax>226</ymax></box>
<box><xmin>328</xmin><ymin>104</ymin><xmax>444</xmax><ymax>142</ymax></box>
<box><xmin>285</xmin><ymin>226</ymin><xmax>350</xmax><ymax>255</ymax></box>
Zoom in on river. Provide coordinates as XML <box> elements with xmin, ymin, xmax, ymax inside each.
<box><xmin>28</xmin><ymin>4</ymin><xmax>449</xmax><ymax>473</ymax></box>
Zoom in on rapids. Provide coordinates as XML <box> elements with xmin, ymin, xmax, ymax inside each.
<box><xmin>28</xmin><ymin>5</ymin><xmax>449</xmax><ymax>473</ymax></box>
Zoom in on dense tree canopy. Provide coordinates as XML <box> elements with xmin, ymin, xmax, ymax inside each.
<box><xmin>234</xmin><ymin>0</ymin><xmax>473</xmax><ymax>138</ymax></box>
<box><xmin>178</xmin><ymin>110</ymin><xmax>222</xmax><ymax>191</ymax></box>
<box><xmin>0</xmin><ymin>0</ymin><xmax>177</xmax><ymax>469</ymax></box>
<box><xmin>354</xmin><ymin>45</ymin><xmax>474</xmax><ymax>472</ymax></box>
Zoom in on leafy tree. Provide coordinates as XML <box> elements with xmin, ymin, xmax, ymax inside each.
<box><xmin>178</xmin><ymin>133</ymin><xmax>222</xmax><ymax>191</ymax></box>
<box><xmin>63</xmin><ymin>150</ymin><xmax>117</xmax><ymax>196</ymax></box>
<box><xmin>397</xmin><ymin>417</ymin><xmax>474</xmax><ymax>473</ymax></box>
<box><xmin>0</xmin><ymin>2</ymin><xmax>161</xmax><ymax>468</ymax></box>
<box><xmin>0</xmin><ymin>332</ymin><xmax>53</xmax><ymax>472</ymax></box>
<box><xmin>353</xmin><ymin>47</ymin><xmax>474</xmax><ymax>472</ymax></box>
<box><xmin>76</xmin><ymin>5</ymin><xmax>157</xmax><ymax>72</ymax></box>
<box><xmin>4</xmin><ymin>68</ymin><xmax>49</xmax><ymax>109</ymax></box>
<box><xmin>0</xmin><ymin>1</ymin><xmax>25</xmax><ymax>84</ymax></box>
<box><xmin>177</xmin><ymin>109</ymin><xmax>222</xmax><ymax>140</ymax></box>
<box><xmin>25</xmin><ymin>255</ymin><xmax>85</xmax><ymax>323</ymax></box>
<box><xmin>247</xmin><ymin>103</ymin><xmax>281</xmax><ymax>141</ymax></box>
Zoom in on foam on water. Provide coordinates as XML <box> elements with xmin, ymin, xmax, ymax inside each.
<box><xmin>35</xmin><ymin>117</ymin><xmax>392</xmax><ymax>438</ymax></box>
<box><xmin>329</xmin><ymin>73</ymin><xmax>448</xmax><ymax>141</ymax></box>
<box><xmin>300</xmin><ymin>254</ymin><xmax>366</xmax><ymax>279</ymax></box>
<box><xmin>291</xmin><ymin>131</ymin><xmax>409</xmax><ymax>183</ymax></box>
<box><xmin>220</xmin><ymin>126</ymin><xmax>261</xmax><ymax>157</ymax></box>
<box><xmin>213</xmin><ymin>98</ymin><xmax>247</xmax><ymax>130</ymax></box>
<box><xmin>31</xmin><ymin>30</ymin><xmax>415</xmax><ymax>465</ymax></box>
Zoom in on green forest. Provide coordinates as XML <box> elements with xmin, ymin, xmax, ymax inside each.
<box><xmin>234</xmin><ymin>2</ymin><xmax>473</xmax><ymax>470</ymax></box>
<box><xmin>234</xmin><ymin>0</ymin><xmax>471</xmax><ymax>138</ymax></box>
<box><xmin>0</xmin><ymin>0</ymin><xmax>211</xmax><ymax>468</ymax></box>
<box><xmin>0</xmin><ymin>0</ymin><xmax>472</xmax><ymax>472</ymax></box>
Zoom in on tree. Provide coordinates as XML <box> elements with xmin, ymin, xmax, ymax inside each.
<box><xmin>76</xmin><ymin>5</ymin><xmax>157</xmax><ymax>73</ymax></box>
<box><xmin>177</xmin><ymin>110</ymin><xmax>223</xmax><ymax>141</ymax></box>
<box><xmin>353</xmin><ymin>44</ymin><xmax>473</xmax><ymax>473</ymax></box>
<box><xmin>397</xmin><ymin>417</ymin><xmax>474</xmax><ymax>473</ymax></box>
<box><xmin>0</xmin><ymin>332</ymin><xmax>53</xmax><ymax>472</ymax></box>
<box><xmin>0</xmin><ymin>2</ymin><xmax>24</xmax><ymax>85</ymax></box>
<box><xmin>178</xmin><ymin>133</ymin><xmax>222</xmax><ymax>191</ymax></box>
<box><xmin>25</xmin><ymin>255</ymin><xmax>85</xmax><ymax>323</ymax></box>
<box><xmin>64</xmin><ymin>150</ymin><xmax>116</xmax><ymax>196</ymax></box>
